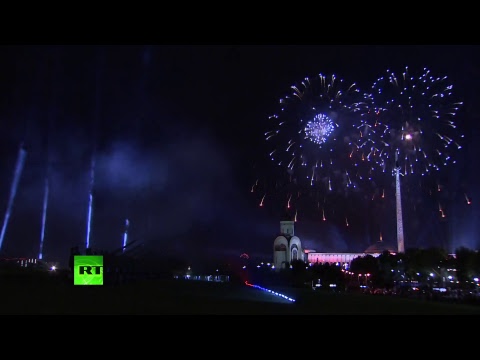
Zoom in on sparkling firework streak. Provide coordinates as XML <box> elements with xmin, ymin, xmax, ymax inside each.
<box><xmin>259</xmin><ymin>194</ymin><xmax>266</xmax><ymax>207</ymax></box>
<box><xmin>0</xmin><ymin>144</ymin><xmax>27</xmax><ymax>251</ymax></box>
<box><xmin>250</xmin><ymin>179</ymin><xmax>258</xmax><ymax>192</ymax></box>
<box><xmin>38</xmin><ymin>176</ymin><xmax>49</xmax><ymax>260</ymax></box>
<box><xmin>265</xmin><ymin>73</ymin><xmax>372</xmax><ymax>192</ymax></box>
<box><xmin>359</xmin><ymin>66</ymin><xmax>464</xmax><ymax>176</ymax></box>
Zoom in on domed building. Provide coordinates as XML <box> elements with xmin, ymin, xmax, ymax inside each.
<box><xmin>273</xmin><ymin>215</ymin><xmax>304</xmax><ymax>270</ymax></box>
<box><xmin>364</xmin><ymin>234</ymin><xmax>396</xmax><ymax>254</ymax></box>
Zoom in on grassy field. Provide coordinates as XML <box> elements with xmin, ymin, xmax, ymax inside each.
<box><xmin>2</xmin><ymin>270</ymin><xmax>480</xmax><ymax>314</ymax></box>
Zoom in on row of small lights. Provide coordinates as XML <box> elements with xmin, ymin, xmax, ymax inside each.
<box><xmin>428</xmin><ymin>273</ymin><xmax>479</xmax><ymax>285</ymax></box>
<box><xmin>244</xmin><ymin>264</ymin><xmax>479</xmax><ymax>284</ymax></box>
<box><xmin>343</xmin><ymin>268</ymin><xmax>480</xmax><ymax>285</ymax></box>
<box><xmin>244</xmin><ymin>281</ymin><xmax>296</xmax><ymax>302</ymax></box>
<box><xmin>246</xmin><ymin>262</ymin><xmax>311</xmax><ymax>270</ymax></box>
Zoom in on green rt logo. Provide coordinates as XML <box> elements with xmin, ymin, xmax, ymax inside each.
<box><xmin>74</xmin><ymin>255</ymin><xmax>104</xmax><ymax>285</ymax></box>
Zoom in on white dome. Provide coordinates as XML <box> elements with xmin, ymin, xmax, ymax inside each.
<box><xmin>274</xmin><ymin>235</ymin><xmax>288</xmax><ymax>245</ymax></box>
<box><xmin>290</xmin><ymin>236</ymin><xmax>301</xmax><ymax>244</ymax></box>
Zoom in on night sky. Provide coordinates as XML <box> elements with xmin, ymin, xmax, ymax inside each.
<box><xmin>0</xmin><ymin>45</ymin><xmax>479</xmax><ymax>264</ymax></box>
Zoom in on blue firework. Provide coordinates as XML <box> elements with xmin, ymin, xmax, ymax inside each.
<box><xmin>358</xmin><ymin>66</ymin><xmax>464</xmax><ymax>177</ymax></box>
<box><xmin>265</xmin><ymin>73</ymin><xmax>373</xmax><ymax>192</ymax></box>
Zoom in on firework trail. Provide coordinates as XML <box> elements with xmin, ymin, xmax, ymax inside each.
<box><xmin>0</xmin><ymin>144</ymin><xmax>27</xmax><ymax>251</ymax></box>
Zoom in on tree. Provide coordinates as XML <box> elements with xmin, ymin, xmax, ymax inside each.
<box><xmin>455</xmin><ymin>247</ymin><xmax>477</xmax><ymax>288</ymax></box>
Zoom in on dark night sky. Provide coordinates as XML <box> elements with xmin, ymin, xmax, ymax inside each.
<box><xmin>0</xmin><ymin>45</ymin><xmax>479</xmax><ymax>264</ymax></box>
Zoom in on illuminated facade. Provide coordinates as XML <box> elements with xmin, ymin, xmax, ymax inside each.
<box><xmin>308</xmin><ymin>252</ymin><xmax>377</xmax><ymax>264</ymax></box>
<box><xmin>307</xmin><ymin>237</ymin><xmax>396</xmax><ymax>266</ymax></box>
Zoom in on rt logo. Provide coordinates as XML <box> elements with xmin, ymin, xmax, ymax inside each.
<box><xmin>74</xmin><ymin>255</ymin><xmax>104</xmax><ymax>285</ymax></box>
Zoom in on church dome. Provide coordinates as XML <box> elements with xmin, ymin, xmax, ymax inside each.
<box><xmin>364</xmin><ymin>240</ymin><xmax>396</xmax><ymax>254</ymax></box>
<box><xmin>290</xmin><ymin>236</ymin><xmax>301</xmax><ymax>244</ymax></box>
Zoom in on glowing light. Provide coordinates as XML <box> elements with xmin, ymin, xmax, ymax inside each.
<box><xmin>85</xmin><ymin>155</ymin><xmax>96</xmax><ymax>250</ymax></box>
<box><xmin>122</xmin><ymin>219</ymin><xmax>129</xmax><ymax>253</ymax></box>
<box><xmin>85</xmin><ymin>193</ymin><xmax>93</xmax><ymax>249</ymax></box>
<box><xmin>0</xmin><ymin>144</ymin><xmax>27</xmax><ymax>251</ymax></box>
<box><xmin>465</xmin><ymin>193</ymin><xmax>471</xmax><ymax>205</ymax></box>
<box><xmin>38</xmin><ymin>176</ymin><xmax>49</xmax><ymax>260</ymax></box>
<box><xmin>305</xmin><ymin>114</ymin><xmax>335</xmax><ymax>145</ymax></box>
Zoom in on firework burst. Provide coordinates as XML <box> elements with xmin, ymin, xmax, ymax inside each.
<box><xmin>264</xmin><ymin>73</ymin><xmax>373</xmax><ymax>191</ymax></box>
<box><xmin>358</xmin><ymin>67</ymin><xmax>470</xmax><ymax>248</ymax></box>
<box><xmin>358</xmin><ymin>66</ymin><xmax>464</xmax><ymax>176</ymax></box>
<box><xmin>252</xmin><ymin>73</ymin><xmax>376</xmax><ymax>225</ymax></box>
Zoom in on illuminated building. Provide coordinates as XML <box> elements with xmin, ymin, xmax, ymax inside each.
<box><xmin>273</xmin><ymin>219</ymin><xmax>395</xmax><ymax>270</ymax></box>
